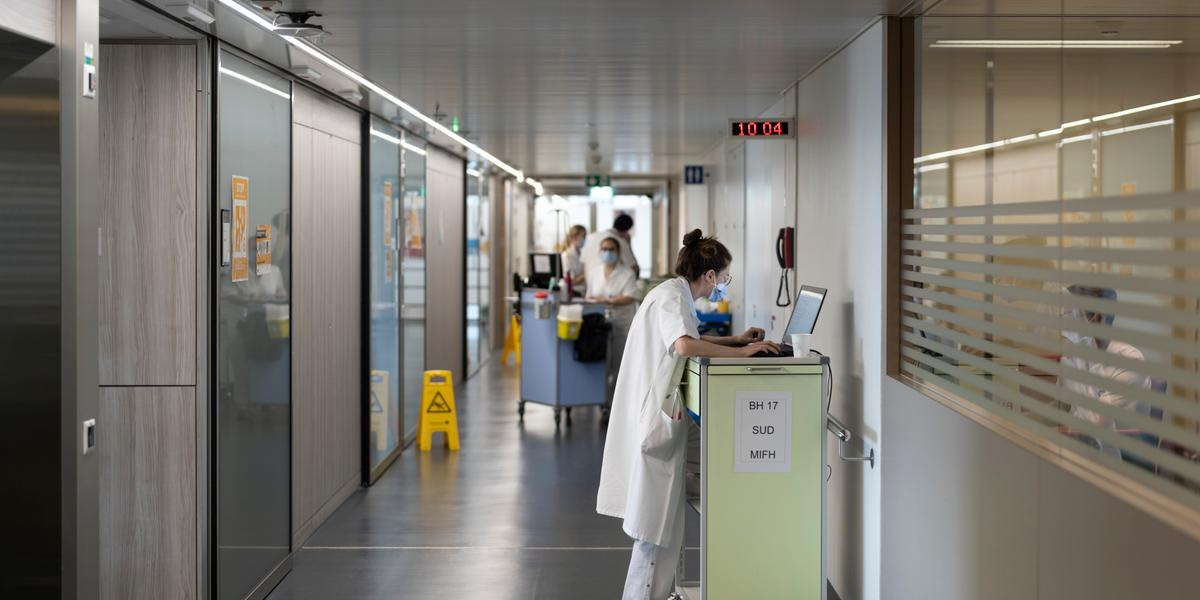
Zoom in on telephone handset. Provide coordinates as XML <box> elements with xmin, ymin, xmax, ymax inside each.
<box><xmin>775</xmin><ymin>227</ymin><xmax>795</xmax><ymax>307</ymax></box>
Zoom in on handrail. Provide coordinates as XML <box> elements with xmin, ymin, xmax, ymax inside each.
<box><xmin>827</xmin><ymin>415</ymin><xmax>876</xmax><ymax>469</ymax></box>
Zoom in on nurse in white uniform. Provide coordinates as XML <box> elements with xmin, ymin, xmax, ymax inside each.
<box><xmin>586</xmin><ymin>236</ymin><xmax>639</xmax><ymax>399</ymax></box>
<box><xmin>596</xmin><ymin>229</ymin><xmax>780</xmax><ymax>600</ymax></box>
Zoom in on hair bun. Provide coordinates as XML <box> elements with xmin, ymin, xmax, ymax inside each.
<box><xmin>682</xmin><ymin>229</ymin><xmax>703</xmax><ymax>247</ymax></box>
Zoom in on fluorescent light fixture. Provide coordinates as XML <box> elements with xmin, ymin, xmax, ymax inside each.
<box><xmin>369</xmin><ymin>128</ymin><xmax>401</xmax><ymax>145</ymax></box>
<box><xmin>932</xmin><ymin>39</ymin><xmax>1182</xmax><ymax>49</ymax></box>
<box><xmin>466</xmin><ymin>168</ymin><xmax>482</xmax><ymax>178</ymax></box>
<box><xmin>916</xmin><ymin>162</ymin><xmax>949</xmax><ymax>173</ymax></box>
<box><xmin>218</xmin><ymin>66</ymin><xmax>290</xmax><ymax>100</ymax></box>
<box><xmin>1090</xmin><ymin>92</ymin><xmax>1200</xmax><ymax>122</ymax></box>
<box><xmin>589</xmin><ymin>185</ymin><xmax>614</xmax><ymax>200</ymax></box>
<box><xmin>401</xmin><ymin>141</ymin><xmax>427</xmax><ymax>156</ymax></box>
<box><xmin>214</xmin><ymin>0</ymin><xmax>525</xmax><ymax>182</ymax></box>
<box><xmin>525</xmin><ymin>177</ymin><xmax>544</xmax><ymax>195</ymax></box>
<box><xmin>1100</xmin><ymin>118</ymin><xmax>1173</xmax><ymax>137</ymax></box>
<box><xmin>1059</xmin><ymin>133</ymin><xmax>1093</xmax><ymax>146</ymax></box>
<box><xmin>917</xmin><ymin>91</ymin><xmax>1198</xmax><ymax>163</ymax></box>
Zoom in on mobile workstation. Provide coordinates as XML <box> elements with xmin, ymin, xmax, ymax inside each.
<box><xmin>679</xmin><ymin>355</ymin><xmax>828</xmax><ymax>600</ymax></box>
<box><xmin>517</xmin><ymin>287</ymin><xmax>610</xmax><ymax>426</ymax></box>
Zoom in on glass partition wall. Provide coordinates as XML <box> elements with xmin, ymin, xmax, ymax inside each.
<box><xmin>466</xmin><ymin>169</ymin><xmax>491</xmax><ymax>376</ymax></box>
<box><xmin>365</xmin><ymin>119</ymin><xmax>428</xmax><ymax>474</ymax></box>
<box><xmin>366</xmin><ymin>117</ymin><xmax>404</xmax><ymax>481</ymax></box>
<box><xmin>214</xmin><ymin>49</ymin><xmax>293</xmax><ymax>600</ymax></box>
<box><xmin>401</xmin><ymin>134</ymin><xmax>427</xmax><ymax>444</ymax></box>
<box><xmin>900</xmin><ymin>16</ymin><xmax>1200</xmax><ymax>531</ymax></box>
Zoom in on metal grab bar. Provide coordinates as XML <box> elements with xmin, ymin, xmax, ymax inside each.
<box><xmin>826</xmin><ymin>415</ymin><xmax>876</xmax><ymax>469</ymax></box>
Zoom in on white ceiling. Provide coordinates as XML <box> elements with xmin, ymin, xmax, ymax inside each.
<box><xmin>263</xmin><ymin>0</ymin><xmax>907</xmax><ymax>176</ymax></box>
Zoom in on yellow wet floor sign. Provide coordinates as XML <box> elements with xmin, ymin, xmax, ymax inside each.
<box><xmin>501</xmin><ymin>314</ymin><xmax>521</xmax><ymax>366</ymax></box>
<box><xmin>418</xmin><ymin>370</ymin><xmax>460</xmax><ymax>451</ymax></box>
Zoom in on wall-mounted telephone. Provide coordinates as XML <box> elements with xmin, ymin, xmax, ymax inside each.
<box><xmin>775</xmin><ymin>226</ymin><xmax>794</xmax><ymax>307</ymax></box>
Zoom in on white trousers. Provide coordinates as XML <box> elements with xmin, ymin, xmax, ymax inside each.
<box><xmin>622</xmin><ymin>422</ymin><xmax>698</xmax><ymax>600</ymax></box>
<box><xmin>621</xmin><ymin>509</ymin><xmax>685</xmax><ymax>600</ymax></box>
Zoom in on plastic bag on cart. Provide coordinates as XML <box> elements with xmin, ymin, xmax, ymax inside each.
<box><xmin>573</xmin><ymin>313</ymin><xmax>611</xmax><ymax>362</ymax></box>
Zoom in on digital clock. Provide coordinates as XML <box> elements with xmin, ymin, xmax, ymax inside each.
<box><xmin>729</xmin><ymin>119</ymin><xmax>794</xmax><ymax>138</ymax></box>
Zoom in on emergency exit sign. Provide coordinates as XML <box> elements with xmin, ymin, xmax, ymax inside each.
<box><xmin>585</xmin><ymin>174</ymin><xmax>611</xmax><ymax>187</ymax></box>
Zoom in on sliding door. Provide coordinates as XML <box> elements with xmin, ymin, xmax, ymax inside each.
<box><xmin>214</xmin><ymin>49</ymin><xmax>292</xmax><ymax>600</ymax></box>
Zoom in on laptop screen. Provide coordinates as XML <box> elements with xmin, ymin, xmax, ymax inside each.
<box><xmin>784</xmin><ymin>285</ymin><xmax>827</xmax><ymax>338</ymax></box>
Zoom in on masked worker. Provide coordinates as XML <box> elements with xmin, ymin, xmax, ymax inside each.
<box><xmin>596</xmin><ymin>228</ymin><xmax>779</xmax><ymax>600</ymax></box>
<box><xmin>585</xmin><ymin>236</ymin><xmax>640</xmax><ymax>406</ymax></box>
<box><xmin>582</xmin><ymin>213</ymin><xmax>639</xmax><ymax>277</ymax></box>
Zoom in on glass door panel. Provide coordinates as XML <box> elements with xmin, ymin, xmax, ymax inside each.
<box><xmin>401</xmin><ymin>134</ymin><xmax>427</xmax><ymax>443</ymax></box>
<box><xmin>367</xmin><ymin>117</ymin><xmax>403</xmax><ymax>479</ymax></box>
<box><xmin>215</xmin><ymin>49</ymin><xmax>292</xmax><ymax>600</ymax></box>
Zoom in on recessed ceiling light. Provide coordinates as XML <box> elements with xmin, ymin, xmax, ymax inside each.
<box><xmin>931</xmin><ymin>39</ymin><xmax>1182</xmax><ymax>49</ymax></box>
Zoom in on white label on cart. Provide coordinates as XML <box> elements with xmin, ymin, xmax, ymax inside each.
<box><xmin>735</xmin><ymin>391</ymin><xmax>791</xmax><ymax>473</ymax></box>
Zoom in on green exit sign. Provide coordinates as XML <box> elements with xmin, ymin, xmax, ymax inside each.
<box><xmin>585</xmin><ymin>174</ymin><xmax>611</xmax><ymax>187</ymax></box>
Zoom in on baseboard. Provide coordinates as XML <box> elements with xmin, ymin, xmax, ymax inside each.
<box><xmin>291</xmin><ymin>471</ymin><xmax>362</xmax><ymax>549</ymax></box>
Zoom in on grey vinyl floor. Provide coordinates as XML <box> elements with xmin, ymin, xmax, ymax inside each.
<box><xmin>267</xmin><ymin>358</ymin><xmax>653</xmax><ymax>599</ymax></box>
<box><xmin>266</xmin><ymin>358</ymin><xmax>840</xmax><ymax>600</ymax></box>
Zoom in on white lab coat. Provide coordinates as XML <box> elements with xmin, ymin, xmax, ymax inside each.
<box><xmin>581</xmin><ymin>228</ymin><xmax>638</xmax><ymax>275</ymax></box>
<box><xmin>586</xmin><ymin>262</ymin><xmax>639</xmax><ymax>329</ymax></box>
<box><xmin>561</xmin><ymin>245</ymin><xmax>584</xmax><ymax>281</ymax></box>
<box><xmin>597</xmin><ymin>277</ymin><xmax>699</xmax><ymax>546</ymax></box>
<box><xmin>1060</xmin><ymin>316</ymin><xmax>1151</xmax><ymax>458</ymax></box>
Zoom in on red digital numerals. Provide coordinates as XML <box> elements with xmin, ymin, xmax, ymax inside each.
<box><xmin>732</xmin><ymin>121</ymin><xmax>787</xmax><ymax>137</ymax></box>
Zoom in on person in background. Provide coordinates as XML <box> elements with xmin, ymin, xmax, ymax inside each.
<box><xmin>586</xmin><ymin>236</ymin><xmax>640</xmax><ymax>407</ymax></box>
<box><xmin>1059</xmin><ymin>285</ymin><xmax>1153</xmax><ymax>460</ymax></box>
<box><xmin>561</xmin><ymin>224</ymin><xmax>588</xmax><ymax>289</ymax></box>
<box><xmin>582</xmin><ymin>213</ymin><xmax>639</xmax><ymax>277</ymax></box>
<box><xmin>597</xmin><ymin>228</ymin><xmax>777</xmax><ymax>600</ymax></box>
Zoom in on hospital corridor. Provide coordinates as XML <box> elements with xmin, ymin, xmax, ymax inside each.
<box><xmin>5</xmin><ymin>1</ymin><xmax>1200</xmax><ymax>599</ymax></box>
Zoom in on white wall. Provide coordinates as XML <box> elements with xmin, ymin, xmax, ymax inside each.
<box><xmin>792</xmin><ymin>21</ymin><xmax>885</xmax><ymax>600</ymax></box>
<box><xmin>882</xmin><ymin>378</ymin><xmax>1200</xmax><ymax>600</ymax></box>
<box><xmin>743</xmin><ymin>91</ymin><xmax>797</xmax><ymax>339</ymax></box>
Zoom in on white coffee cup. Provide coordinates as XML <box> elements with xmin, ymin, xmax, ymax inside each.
<box><xmin>790</xmin><ymin>333</ymin><xmax>812</xmax><ymax>356</ymax></box>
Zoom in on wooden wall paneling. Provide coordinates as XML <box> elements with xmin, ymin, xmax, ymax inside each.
<box><xmin>99</xmin><ymin>44</ymin><xmax>197</xmax><ymax>386</ymax></box>
<box><xmin>290</xmin><ymin>107</ymin><xmax>363</xmax><ymax>546</ymax></box>
<box><xmin>99</xmin><ymin>387</ymin><xmax>197</xmax><ymax>600</ymax></box>
<box><xmin>424</xmin><ymin>149</ymin><xmax>466</xmax><ymax>383</ymax></box>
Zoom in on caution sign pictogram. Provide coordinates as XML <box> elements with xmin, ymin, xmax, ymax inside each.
<box><xmin>426</xmin><ymin>392</ymin><xmax>452</xmax><ymax>413</ymax></box>
<box><xmin>418</xmin><ymin>370</ymin><xmax>460</xmax><ymax>451</ymax></box>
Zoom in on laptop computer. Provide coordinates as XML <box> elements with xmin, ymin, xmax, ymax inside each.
<box><xmin>752</xmin><ymin>285</ymin><xmax>827</xmax><ymax>357</ymax></box>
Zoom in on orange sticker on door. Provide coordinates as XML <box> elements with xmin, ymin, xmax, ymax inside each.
<box><xmin>231</xmin><ymin>175</ymin><xmax>250</xmax><ymax>282</ymax></box>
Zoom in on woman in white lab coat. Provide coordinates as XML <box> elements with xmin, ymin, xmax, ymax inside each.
<box><xmin>560</xmin><ymin>224</ymin><xmax>588</xmax><ymax>289</ymax></box>
<box><xmin>596</xmin><ymin>229</ymin><xmax>780</xmax><ymax>600</ymax></box>
<box><xmin>586</xmin><ymin>236</ymin><xmax>639</xmax><ymax>401</ymax></box>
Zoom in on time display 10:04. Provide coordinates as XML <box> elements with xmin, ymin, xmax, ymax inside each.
<box><xmin>729</xmin><ymin>119</ymin><xmax>794</xmax><ymax>138</ymax></box>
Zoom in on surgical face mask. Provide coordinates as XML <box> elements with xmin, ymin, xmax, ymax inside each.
<box><xmin>576</xmin><ymin>236</ymin><xmax>586</xmax><ymax>251</ymax></box>
<box><xmin>600</xmin><ymin>250</ymin><xmax>618</xmax><ymax>265</ymax></box>
<box><xmin>708</xmin><ymin>279</ymin><xmax>729</xmax><ymax>302</ymax></box>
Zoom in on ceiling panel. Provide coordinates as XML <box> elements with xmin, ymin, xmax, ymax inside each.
<box><xmin>259</xmin><ymin>0</ymin><xmax>904</xmax><ymax>175</ymax></box>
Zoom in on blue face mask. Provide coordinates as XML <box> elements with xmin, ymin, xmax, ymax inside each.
<box><xmin>600</xmin><ymin>250</ymin><xmax>618</xmax><ymax>265</ymax></box>
<box><xmin>708</xmin><ymin>281</ymin><xmax>729</xmax><ymax>302</ymax></box>
<box><xmin>576</xmin><ymin>237</ymin><xmax>586</xmax><ymax>251</ymax></box>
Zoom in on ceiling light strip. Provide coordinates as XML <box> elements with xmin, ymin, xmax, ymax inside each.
<box><xmin>369</xmin><ymin>128</ymin><xmax>401</xmax><ymax>146</ymax></box>
<box><xmin>932</xmin><ymin>39</ymin><xmax>1182</xmax><ymax>49</ymax></box>
<box><xmin>466</xmin><ymin>168</ymin><xmax>482</xmax><ymax>178</ymax></box>
<box><xmin>215</xmin><ymin>0</ymin><xmax>524</xmax><ymax>182</ymax></box>
<box><xmin>916</xmin><ymin>92</ymin><xmax>1197</xmax><ymax>163</ymax></box>
<box><xmin>401</xmin><ymin>141</ymin><xmax>427</xmax><ymax>156</ymax></box>
<box><xmin>219</xmin><ymin>66</ymin><xmax>291</xmax><ymax>100</ymax></box>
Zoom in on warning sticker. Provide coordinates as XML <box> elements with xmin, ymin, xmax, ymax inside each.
<box><xmin>426</xmin><ymin>392</ymin><xmax>452</xmax><ymax>413</ymax></box>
